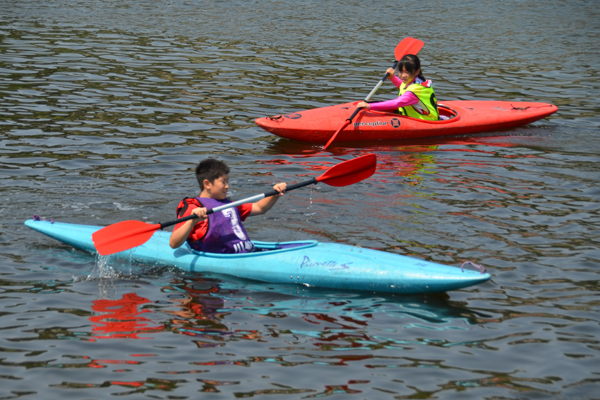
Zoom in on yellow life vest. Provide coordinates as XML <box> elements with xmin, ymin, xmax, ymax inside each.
<box><xmin>398</xmin><ymin>80</ymin><xmax>439</xmax><ymax>121</ymax></box>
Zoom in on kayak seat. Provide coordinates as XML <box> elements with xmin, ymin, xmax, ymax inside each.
<box><xmin>438</xmin><ymin>104</ymin><xmax>458</xmax><ymax>121</ymax></box>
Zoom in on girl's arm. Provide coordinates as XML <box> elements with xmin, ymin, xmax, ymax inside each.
<box><xmin>357</xmin><ymin>91</ymin><xmax>419</xmax><ymax>112</ymax></box>
<box><xmin>249</xmin><ymin>182</ymin><xmax>287</xmax><ymax>216</ymax></box>
<box><xmin>367</xmin><ymin>92</ymin><xmax>419</xmax><ymax>111</ymax></box>
<box><xmin>387</xmin><ymin>69</ymin><xmax>402</xmax><ymax>88</ymax></box>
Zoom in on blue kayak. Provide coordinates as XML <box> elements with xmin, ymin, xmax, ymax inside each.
<box><xmin>25</xmin><ymin>219</ymin><xmax>491</xmax><ymax>294</ymax></box>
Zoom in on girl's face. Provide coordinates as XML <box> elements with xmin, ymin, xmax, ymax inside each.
<box><xmin>398</xmin><ymin>67</ymin><xmax>420</xmax><ymax>85</ymax></box>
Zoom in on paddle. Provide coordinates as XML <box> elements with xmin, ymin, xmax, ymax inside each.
<box><xmin>92</xmin><ymin>153</ymin><xmax>377</xmax><ymax>256</ymax></box>
<box><xmin>323</xmin><ymin>37</ymin><xmax>425</xmax><ymax>149</ymax></box>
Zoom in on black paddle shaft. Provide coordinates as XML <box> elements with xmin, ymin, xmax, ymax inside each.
<box><xmin>346</xmin><ymin>107</ymin><xmax>362</xmax><ymax>123</ymax></box>
<box><xmin>263</xmin><ymin>177</ymin><xmax>318</xmax><ymax>197</ymax></box>
<box><xmin>380</xmin><ymin>60</ymin><xmax>399</xmax><ymax>81</ymax></box>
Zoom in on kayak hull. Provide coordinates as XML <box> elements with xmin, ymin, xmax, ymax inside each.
<box><xmin>255</xmin><ymin>100</ymin><xmax>558</xmax><ymax>143</ymax></box>
<box><xmin>25</xmin><ymin>219</ymin><xmax>491</xmax><ymax>294</ymax></box>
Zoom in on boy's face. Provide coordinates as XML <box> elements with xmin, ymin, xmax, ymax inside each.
<box><xmin>204</xmin><ymin>174</ymin><xmax>229</xmax><ymax>200</ymax></box>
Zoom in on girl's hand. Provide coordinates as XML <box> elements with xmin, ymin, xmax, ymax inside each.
<box><xmin>357</xmin><ymin>101</ymin><xmax>370</xmax><ymax>109</ymax></box>
<box><xmin>386</xmin><ymin>67</ymin><xmax>396</xmax><ymax>77</ymax></box>
<box><xmin>191</xmin><ymin>207</ymin><xmax>208</xmax><ymax>220</ymax></box>
<box><xmin>272</xmin><ymin>182</ymin><xmax>287</xmax><ymax>196</ymax></box>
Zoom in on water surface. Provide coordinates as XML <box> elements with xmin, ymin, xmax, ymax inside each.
<box><xmin>1</xmin><ymin>0</ymin><xmax>599</xmax><ymax>398</ymax></box>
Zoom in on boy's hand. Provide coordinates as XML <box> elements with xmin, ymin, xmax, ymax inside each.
<box><xmin>191</xmin><ymin>206</ymin><xmax>208</xmax><ymax>220</ymax></box>
<box><xmin>272</xmin><ymin>182</ymin><xmax>287</xmax><ymax>196</ymax></box>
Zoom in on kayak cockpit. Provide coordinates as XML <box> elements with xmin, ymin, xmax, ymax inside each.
<box><xmin>438</xmin><ymin>104</ymin><xmax>459</xmax><ymax>120</ymax></box>
<box><xmin>370</xmin><ymin>103</ymin><xmax>460</xmax><ymax>124</ymax></box>
<box><xmin>254</xmin><ymin>240</ymin><xmax>317</xmax><ymax>252</ymax></box>
<box><xmin>181</xmin><ymin>240</ymin><xmax>319</xmax><ymax>258</ymax></box>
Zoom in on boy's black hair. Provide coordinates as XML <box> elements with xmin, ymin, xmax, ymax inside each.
<box><xmin>397</xmin><ymin>54</ymin><xmax>426</xmax><ymax>81</ymax></box>
<box><xmin>195</xmin><ymin>158</ymin><xmax>230</xmax><ymax>189</ymax></box>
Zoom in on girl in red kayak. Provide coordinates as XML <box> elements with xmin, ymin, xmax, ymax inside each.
<box><xmin>357</xmin><ymin>54</ymin><xmax>439</xmax><ymax>121</ymax></box>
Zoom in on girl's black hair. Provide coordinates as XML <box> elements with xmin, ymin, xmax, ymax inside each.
<box><xmin>195</xmin><ymin>158</ymin><xmax>230</xmax><ymax>189</ymax></box>
<box><xmin>397</xmin><ymin>54</ymin><xmax>425</xmax><ymax>81</ymax></box>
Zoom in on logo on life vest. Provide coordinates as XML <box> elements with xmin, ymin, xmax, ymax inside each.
<box><xmin>391</xmin><ymin>118</ymin><xmax>401</xmax><ymax>128</ymax></box>
<box><xmin>283</xmin><ymin>113</ymin><xmax>302</xmax><ymax>119</ymax></box>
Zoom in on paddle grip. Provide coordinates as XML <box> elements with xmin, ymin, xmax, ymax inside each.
<box><xmin>263</xmin><ymin>177</ymin><xmax>318</xmax><ymax>197</ymax></box>
<box><xmin>379</xmin><ymin>70</ymin><xmax>390</xmax><ymax>81</ymax></box>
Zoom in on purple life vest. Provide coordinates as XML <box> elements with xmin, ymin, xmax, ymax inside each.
<box><xmin>189</xmin><ymin>197</ymin><xmax>255</xmax><ymax>254</ymax></box>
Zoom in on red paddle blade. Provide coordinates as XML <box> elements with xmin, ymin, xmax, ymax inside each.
<box><xmin>317</xmin><ymin>153</ymin><xmax>377</xmax><ymax>187</ymax></box>
<box><xmin>395</xmin><ymin>37</ymin><xmax>424</xmax><ymax>61</ymax></box>
<box><xmin>92</xmin><ymin>220</ymin><xmax>161</xmax><ymax>256</ymax></box>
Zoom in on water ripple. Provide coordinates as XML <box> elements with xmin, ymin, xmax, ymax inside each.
<box><xmin>1</xmin><ymin>1</ymin><xmax>599</xmax><ymax>398</ymax></box>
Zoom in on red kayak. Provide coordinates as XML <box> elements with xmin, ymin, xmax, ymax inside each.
<box><xmin>255</xmin><ymin>100</ymin><xmax>558</xmax><ymax>143</ymax></box>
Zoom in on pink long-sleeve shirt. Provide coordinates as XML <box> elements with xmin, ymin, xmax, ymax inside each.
<box><xmin>367</xmin><ymin>75</ymin><xmax>425</xmax><ymax>112</ymax></box>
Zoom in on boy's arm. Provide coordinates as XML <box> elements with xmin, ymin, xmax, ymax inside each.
<box><xmin>169</xmin><ymin>206</ymin><xmax>207</xmax><ymax>248</ymax></box>
<box><xmin>249</xmin><ymin>182</ymin><xmax>287</xmax><ymax>216</ymax></box>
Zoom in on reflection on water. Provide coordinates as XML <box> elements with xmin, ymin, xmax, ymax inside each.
<box><xmin>162</xmin><ymin>278</ymin><xmax>234</xmax><ymax>348</ymax></box>
<box><xmin>91</xmin><ymin>293</ymin><xmax>164</xmax><ymax>339</ymax></box>
<box><xmin>1</xmin><ymin>0</ymin><xmax>600</xmax><ymax>398</ymax></box>
<box><xmin>59</xmin><ymin>274</ymin><xmax>580</xmax><ymax>397</ymax></box>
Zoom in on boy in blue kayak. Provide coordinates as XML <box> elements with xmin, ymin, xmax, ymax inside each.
<box><xmin>358</xmin><ymin>54</ymin><xmax>439</xmax><ymax>121</ymax></box>
<box><xmin>169</xmin><ymin>158</ymin><xmax>287</xmax><ymax>253</ymax></box>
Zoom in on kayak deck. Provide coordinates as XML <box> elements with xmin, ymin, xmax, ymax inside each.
<box><xmin>25</xmin><ymin>219</ymin><xmax>491</xmax><ymax>294</ymax></box>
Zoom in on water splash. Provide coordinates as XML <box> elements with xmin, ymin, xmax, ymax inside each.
<box><xmin>87</xmin><ymin>252</ymin><xmax>134</xmax><ymax>281</ymax></box>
